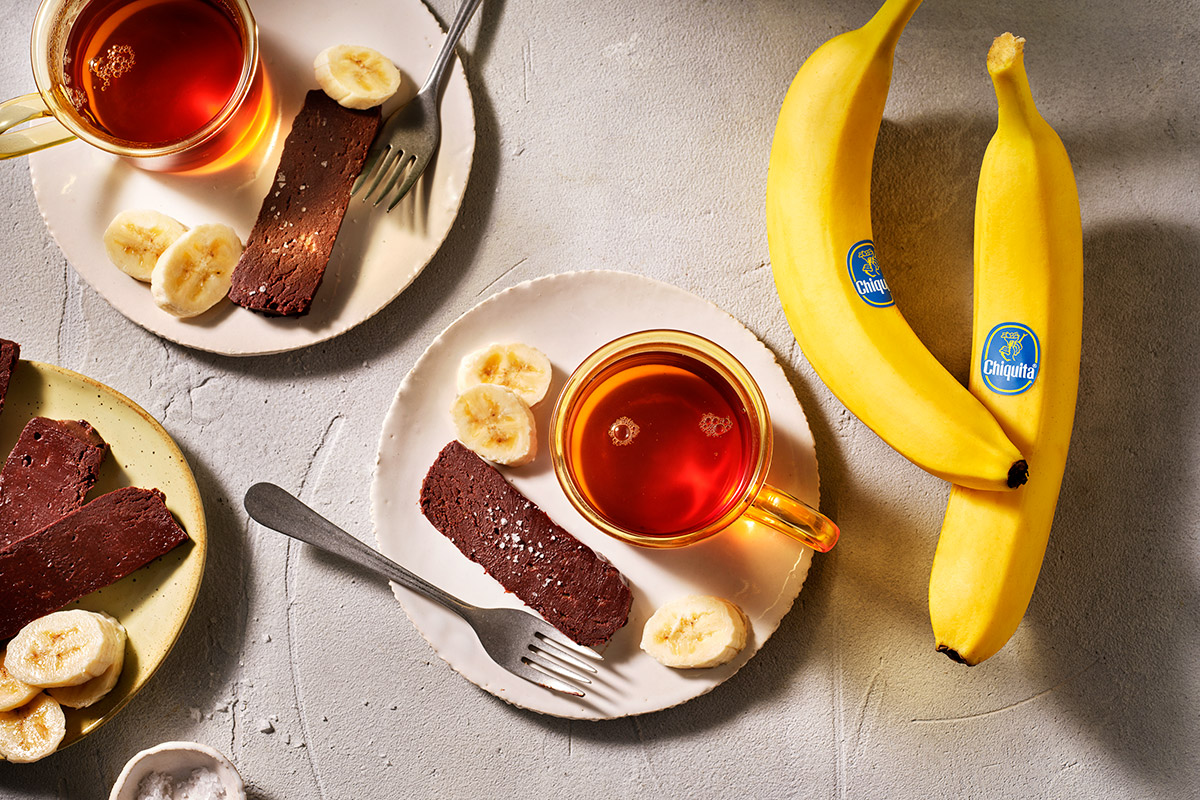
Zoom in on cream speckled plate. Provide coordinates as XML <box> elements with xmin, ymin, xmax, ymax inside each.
<box><xmin>0</xmin><ymin>361</ymin><xmax>205</xmax><ymax>753</ymax></box>
<box><xmin>372</xmin><ymin>271</ymin><xmax>818</xmax><ymax>719</ymax></box>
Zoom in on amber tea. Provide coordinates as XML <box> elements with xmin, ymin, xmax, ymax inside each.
<box><xmin>64</xmin><ymin>0</ymin><xmax>245</xmax><ymax>145</ymax></box>
<box><xmin>563</xmin><ymin>350</ymin><xmax>756</xmax><ymax>536</ymax></box>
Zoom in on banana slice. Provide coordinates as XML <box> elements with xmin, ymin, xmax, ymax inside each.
<box><xmin>457</xmin><ymin>343</ymin><xmax>553</xmax><ymax>406</ymax></box>
<box><xmin>0</xmin><ymin>693</ymin><xmax>65</xmax><ymax>763</ymax></box>
<box><xmin>314</xmin><ymin>44</ymin><xmax>401</xmax><ymax>110</ymax></box>
<box><xmin>102</xmin><ymin>209</ymin><xmax>188</xmax><ymax>282</ymax></box>
<box><xmin>451</xmin><ymin>384</ymin><xmax>537</xmax><ymax>466</ymax></box>
<box><xmin>47</xmin><ymin>614</ymin><xmax>126</xmax><ymax>709</ymax></box>
<box><xmin>0</xmin><ymin>649</ymin><xmax>39</xmax><ymax>713</ymax></box>
<box><xmin>5</xmin><ymin>609</ymin><xmax>122</xmax><ymax>688</ymax></box>
<box><xmin>150</xmin><ymin>223</ymin><xmax>243</xmax><ymax>318</ymax></box>
<box><xmin>640</xmin><ymin>595</ymin><xmax>749</xmax><ymax>669</ymax></box>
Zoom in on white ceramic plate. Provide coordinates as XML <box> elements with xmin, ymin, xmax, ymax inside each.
<box><xmin>29</xmin><ymin>0</ymin><xmax>475</xmax><ymax>356</ymax></box>
<box><xmin>372</xmin><ymin>271</ymin><xmax>819</xmax><ymax>719</ymax></box>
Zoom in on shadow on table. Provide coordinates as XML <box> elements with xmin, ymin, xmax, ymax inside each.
<box><xmin>1022</xmin><ymin>219</ymin><xmax>1200</xmax><ymax>791</ymax></box>
<box><xmin>872</xmin><ymin>109</ymin><xmax>1200</xmax><ymax>788</ymax></box>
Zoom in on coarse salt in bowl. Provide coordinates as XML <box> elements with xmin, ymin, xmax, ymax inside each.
<box><xmin>109</xmin><ymin>741</ymin><xmax>246</xmax><ymax>800</ymax></box>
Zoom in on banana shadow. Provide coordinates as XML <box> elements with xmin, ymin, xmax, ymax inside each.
<box><xmin>875</xmin><ymin>113</ymin><xmax>1200</xmax><ymax>787</ymax></box>
<box><xmin>1018</xmin><ymin>220</ymin><xmax>1200</xmax><ymax>791</ymax></box>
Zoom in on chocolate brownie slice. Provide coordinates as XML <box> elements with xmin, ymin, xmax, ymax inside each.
<box><xmin>0</xmin><ymin>339</ymin><xmax>18</xmax><ymax>417</ymax></box>
<box><xmin>228</xmin><ymin>90</ymin><xmax>382</xmax><ymax>316</ymax></box>
<box><xmin>420</xmin><ymin>441</ymin><xmax>633</xmax><ymax>647</ymax></box>
<box><xmin>0</xmin><ymin>487</ymin><xmax>189</xmax><ymax>640</ymax></box>
<box><xmin>0</xmin><ymin>418</ymin><xmax>109</xmax><ymax>551</ymax></box>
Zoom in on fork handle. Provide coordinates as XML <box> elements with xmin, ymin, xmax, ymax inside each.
<box><xmin>244</xmin><ymin>482</ymin><xmax>474</xmax><ymax>616</ymax></box>
<box><xmin>422</xmin><ymin>0</ymin><xmax>485</xmax><ymax>95</ymax></box>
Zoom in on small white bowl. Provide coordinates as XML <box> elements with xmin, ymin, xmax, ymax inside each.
<box><xmin>109</xmin><ymin>741</ymin><xmax>246</xmax><ymax>800</ymax></box>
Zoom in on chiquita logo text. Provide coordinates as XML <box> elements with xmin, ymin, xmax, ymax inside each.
<box><xmin>980</xmin><ymin>322</ymin><xmax>1040</xmax><ymax>395</ymax></box>
<box><xmin>846</xmin><ymin>240</ymin><xmax>894</xmax><ymax>307</ymax></box>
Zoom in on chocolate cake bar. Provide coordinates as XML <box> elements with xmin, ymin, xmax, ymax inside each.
<box><xmin>420</xmin><ymin>441</ymin><xmax>633</xmax><ymax>647</ymax></box>
<box><xmin>0</xmin><ymin>339</ymin><xmax>18</xmax><ymax>417</ymax></box>
<box><xmin>0</xmin><ymin>418</ymin><xmax>108</xmax><ymax>552</ymax></box>
<box><xmin>0</xmin><ymin>487</ymin><xmax>188</xmax><ymax>640</ymax></box>
<box><xmin>228</xmin><ymin>90</ymin><xmax>382</xmax><ymax>316</ymax></box>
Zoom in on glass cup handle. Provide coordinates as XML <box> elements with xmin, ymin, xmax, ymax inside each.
<box><xmin>744</xmin><ymin>483</ymin><xmax>840</xmax><ymax>552</ymax></box>
<box><xmin>0</xmin><ymin>92</ymin><xmax>75</xmax><ymax>159</ymax></box>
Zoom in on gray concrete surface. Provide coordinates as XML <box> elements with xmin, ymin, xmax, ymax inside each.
<box><xmin>1</xmin><ymin>0</ymin><xmax>1198</xmax><ymax>797</ymax></box>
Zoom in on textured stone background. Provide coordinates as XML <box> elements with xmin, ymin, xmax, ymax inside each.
<box><xmin>1</xmin><ymin>0</ymin><xmax>1197</xmax><ymax>797</ymax></box>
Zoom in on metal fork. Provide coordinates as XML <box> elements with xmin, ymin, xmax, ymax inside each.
<box><xmin>243</xmin><ymin>483</ymin><xmax>601</xmax><ymax>696</ymax></box>
<box><xmin>354</xmin><ymin>0</ymin><xmax>485</xmax><ymax>210</ymax></box>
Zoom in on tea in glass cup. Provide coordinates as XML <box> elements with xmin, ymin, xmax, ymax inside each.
<box><xmin>551</xmin><ymin>330</ymin><xmax>840</xmax><ymax>551</ymax></box>
<box><xmin>0</xmin><ymin>0</ymin><xmax>272</xmax><ymax>173</ymax></box>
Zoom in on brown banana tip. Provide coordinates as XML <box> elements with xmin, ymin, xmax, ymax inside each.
<box><xmin>936</xmin><ymin>644</ymin><xmax>972</xmax><ymax>665</ymax></box>
<box><xmin>1007</xmin><ymin>460</ymin><xmax>1029</xmax><ymax>488</ymax></box>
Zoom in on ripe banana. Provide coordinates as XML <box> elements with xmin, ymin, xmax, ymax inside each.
<box><xmin>640</xmin><ymin>595</ymin><xmax>748</xmax><ymax>668</ymax></box>
<box><xmin>928</xmin><ymin>33</ymin><xmax>1083</xmax><ymax>665</ymax></box>
<box><xmin>150</xmin><ymin>223</ymin><xmax>243</xmax><ymax>318</ymax></box>
<box><xmin>457</xmin><ymin>343</ymin><xmax>553</xmax><ymax>406</ymax></box>
<box><xmin>48</xmin><ymin>614</ymin><xmax>126</xmax><ymax>709</ymax></box>
<box><xmin>314</xmin><ymin>45</ymin><xmax>401</xmax><ymax>110</ymax></box>
<box><xmin>4</xmin><ymin>609</ymin><xmax>123</xmax><ymax>688</ymax></box>
<box><xmin>102</xmin><ymin>209</ymin><xmax>188</xmax><ymax>282</ymax></box>
<box><xmin>0</xmin><ymin>693</ymin><xmax>65</xmax><ymax>763</ymax></box>
<box><xmin>765</xmin><ymin>0</ymin><xmax>1028</xmax><ymax>491</ymax></box>
<box><xmin>451</xmin><ymin>383</ymin><xmax>537</xmax><ymax>466</ymax></box>
<box><xmin>0</xmin><ymin>649</ymin><xmax>38</xmax><ymax>713</ymax></box>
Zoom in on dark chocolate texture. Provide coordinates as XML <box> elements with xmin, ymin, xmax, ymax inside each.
<box><xmin>0</xmin><ymin>418</ymin><xmax>108</xmax><ymax>551</ymax></box>
<box><xmin>420</xmin><ymin>441</ymin><xmax>633</xmax><ymax>647</ymax></box>
<box><xmin>0</xmin><ymin>339</ymin><xmax>18</xmax><ymax>417</ymax></box>
<box><xmin>0</xmin><ymin>487</ymin><xmax>189</xmax><ymax>640</ymax></box>
<box><xmin>228</xmin><ymin>90</ymin><xmax>382</xmax><ymax>317</ymax></box>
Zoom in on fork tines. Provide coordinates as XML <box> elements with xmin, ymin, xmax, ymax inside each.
<box><xmin>353</xmin><ymin>146</ymin><xmax>419</xmax><ymax>210</ymax></box>
<box><xmin>522</xmin><ymin>633</ymin><xmax>603</xmax><ymax>697</ymax></box>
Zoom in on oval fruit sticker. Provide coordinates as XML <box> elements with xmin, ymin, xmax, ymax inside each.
<box><xmin>846</xmin><ymin>240</ymin><xmax>894</xmax><ymax>307</ymax></box>
<box><xmin>980</xmin><ymin>322</ymin><xmax>1040</xmax><ymax>395</ymax></box>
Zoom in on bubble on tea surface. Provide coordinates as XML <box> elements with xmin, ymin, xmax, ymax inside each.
<box><xmin>90</xmin><ymin>44</ymin><xmax>135</xmax><ymax>91</ymax></box>
<box><xmin>699</xmin><ymin>412</ymin><xmax>733</xmax><ymax>438</ymax></box>
<box><xmin>608</xmin><ymin>416</ymin><xmax>640</xmax><ymax>446</ymax></box>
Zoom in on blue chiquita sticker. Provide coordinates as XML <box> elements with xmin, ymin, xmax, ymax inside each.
<box><xmin>846</xmin><ymin>240</ymin><xmax>894</xmax><ymax>307</ymax></box>
<box><xmin>980</xmin><ymin>322</ymin><xmax>1040</xmax><ymax>395</ymax></box>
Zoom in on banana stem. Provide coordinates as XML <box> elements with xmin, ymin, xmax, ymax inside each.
<box><xmin>863</xmin><ymin>0</ymin><xmax>924</xmax><ymax>44</ymax></box>
<box><xmin>988</xmin><ymin>33</ymin><xmax>1042</xmax><ymax>129</ymax></box>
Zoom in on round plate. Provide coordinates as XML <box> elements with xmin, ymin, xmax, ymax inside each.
<box><xmin>372</xmin><ymin>271</ymin><xmax>818</xmax><ymax>719</ymax></box>
<box><xmin>28</xmin><ymin>0</ymin><xmax>475</xmax><ymax>356</ymax></box>
<box><xmin>0</xmin><ymin>361</ymin><xmax>206</xmax><ymax>752</ymax></box>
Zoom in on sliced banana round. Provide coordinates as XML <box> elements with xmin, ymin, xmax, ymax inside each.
<box><xmin>457</xmin><ymin>343</ymin><xmax>553</xmax><ymax>406</ymax></box>
<box><xmin>314</xmin><ymin>44</ymin><xmax>401</xmax><ymax>110</ymax></box>
<box><xmin>150</xmin><ymin>223</ymin><xmax>243</xmax><ymax>318</ymax></box>
<box><xmin>5</xmin><ymin>609</ymin><xmax>122</xmax><ymax>688</ymax></box>
<box><xmin>102</xmin><ymin>209</ymin><xmax>188</xmax><ymax>282</ymax></box>
<box><xmin>48</xmin><ymin>614</ymin><xmax>126</xmax><ymax>709</ymax></box>
<box><xmin>640</xmin><ymin>595</ymin><xmax>749</xmax><ymax>669</ymax></box>
<box><xmin>0</xmin><ymin>693</ymin><xmax>65</xmax><ymax>763</ymax></box>
<box><xmin>452</xmin><ymin>384</ymin><xmax>537</xmax><ymax>467</ymax></box>
<box><xmin>0</xmin><ymin>649</ymin><xmax>39</xmax><ymax>713</ymax></box>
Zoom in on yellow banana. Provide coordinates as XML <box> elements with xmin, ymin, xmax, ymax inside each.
<box><xmin>766</xmin><ymin>0</ymin><xmax>1028</xmax><ymax>491</ymax></box>
<box><xmin>929</xmin><ymin>33</ymin><xmax>1083</xmax><ymax>665</ymax></box>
